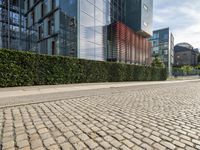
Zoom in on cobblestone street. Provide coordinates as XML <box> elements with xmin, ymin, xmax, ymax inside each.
<box><xmin>1</xmin><ymin>81</ymin><xmax>200</xmax><ymax>150</ymax></box>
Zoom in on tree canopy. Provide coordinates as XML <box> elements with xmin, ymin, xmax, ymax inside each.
<box><xmin>151</xmin><ymin>57</ymin><xmax>165</xmax><ymax>68</ymax></box>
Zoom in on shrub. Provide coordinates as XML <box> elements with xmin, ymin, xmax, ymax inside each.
<box><xmin>173</xmin><ymin>66</ymin><xmax>199</xmax><ymax>76</ymax></box>
<box><xmin>0</xmin><ymin>49</ymin><xmax>167</xmax><ymax>87</ymax></box>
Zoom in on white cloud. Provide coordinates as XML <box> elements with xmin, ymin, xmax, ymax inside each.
<box><xmin>153</xmin><ymin>0</ymin><xmax>200</xmax><ymax>48</ymax></box>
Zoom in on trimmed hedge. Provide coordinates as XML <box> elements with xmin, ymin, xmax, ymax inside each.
<box><xmin>0</xmin><ymin>49</ymin><xmax>167</xmax><ymax>87</ymax></box>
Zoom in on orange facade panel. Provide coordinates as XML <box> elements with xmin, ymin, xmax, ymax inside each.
<box><xmin>108</xmin><ymin>22</ymin><xmax>152</xmax><ymax>65</ymax></box>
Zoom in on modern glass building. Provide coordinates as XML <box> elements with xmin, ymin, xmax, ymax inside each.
<box><xmin>0</xmin><ymin>0</ymin><xmax>26</xmax><ymax>50</ymax></box>
<box><xmin>1</xmin><ymin>0</ymin><xmax>153</xmax><ymax>65</ymax></box>
<box><xmin>150</xmin><ymin>28</ymin><xmax>174</xmax><ymax>75</ymax></box>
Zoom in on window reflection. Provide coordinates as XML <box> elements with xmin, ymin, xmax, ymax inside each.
<box><xmin>79</xmin><ymin>0</ymin><xmax>110</xmax><ymax>61</ymax></box>
<box><xmin>80</xmin><ymin>25</ymin><xmax>95</xmax><ymax>43</ymax></box>
<box><xmin>80</xmin><ymin>0</ymin><xmax>94</xmax><ymax>17</ymax></box>
<box><xmin>80</xmin><ymin>40</ymin><xmax>95</xmax><ymax>60</ymax></box>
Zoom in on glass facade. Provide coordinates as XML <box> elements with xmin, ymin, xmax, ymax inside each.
<box><xmin>23</xmin><ymin>0</ymin><xmax>78</xmax><ymax>56</ymax></box>
<box><xmin>59</xmin><ymin>0</ymin><xmax>77</xmax><ymax>57</ymax></box>
<box><xmin>78</xmin><ymin>0</ymin><xmax>127</xmax><ymax>61</ymax></box>
<box><xmin>25</xmin><ymin>0</ymin><xmax>77</xmax><ymax>56</ymax></box>
<box><xmin>150</xmin><ymin>28</ymin><xmax>174</xmax><ymax>74</ymax></box>
<box><xmin>79</xmin><ymin>0</ymin><xmax>107</xmax><ymax>61</ymax></box>
<box><xmin>78</xmin><ymin>0</ymin><xmax>152</xmax><ymax>62</ymax></box>
<box><xmin>0</xmin><ymin>0</ymin><xmax>26</xmax><ymax>50</ymax></box>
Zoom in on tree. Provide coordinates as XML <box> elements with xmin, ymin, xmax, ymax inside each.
<box><xmin>151</xmin><ymin>57</ymin><xmax>165</xmax><ymax>68</ymax></box>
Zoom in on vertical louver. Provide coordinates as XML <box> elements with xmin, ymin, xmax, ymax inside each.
<box><xmin>108</xmin><ymin>22</ymin><xmax>152</xmax><ymax>65</ymax></box>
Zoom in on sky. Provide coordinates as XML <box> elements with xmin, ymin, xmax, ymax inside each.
<box><xmin>153</xmin><ymin>0</ymin><xmax>200</xmax><ymax>48</ymax></box>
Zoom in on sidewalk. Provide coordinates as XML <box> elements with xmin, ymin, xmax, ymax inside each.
<box><xmin>1</xmin><ymin>79</ymin><xmax>200</xmax><ymax>99</ymax></box>
<box><xmin>168</xmin><ymin>75</ymin><xmax>200</xmax><ymax>81</ymax></box>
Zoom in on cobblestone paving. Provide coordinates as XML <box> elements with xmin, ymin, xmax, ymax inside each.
<box><xmin>1</xmin><ymin>82</ymin><xmax>200</xmax><ymax>150</ymax></box>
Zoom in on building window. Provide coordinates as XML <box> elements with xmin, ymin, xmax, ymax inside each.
<box><xmin>143</xmin><ymin>4</ymin><xmax>148</xmax><ymax>11</ymax></box>
<box><xmin>26</xmin><ymin>18</ymin><xmax>28</xmax><ymax>28</ymax></box>
<box><xmin>27</xmin><ymin>0</ymin><xmax>30</xmax><ymax>10</ymax></box>
<box><xmin>31</xmin><ymin>11</ymin><xmax>35</xmax><ymax>25</ymax></box>
<box><xmin>69</xmin><ymin>18</ymin><xmax>76</xmax><ymax>27</ymax></box>
<box><xmin>48</xmin><ymin>20</ymin><xmax>51</xmax><ymax>35</ymax></box>
<box><xmin>38</xmin><ymin>24</ymin><xmax>43</xmax><ymax>39</ymax></box>
<box><xmin>52</xmin><ymin>41</ymin><xmax>56</xmax><ymax>55</ymax></box>
<box><xmin>41</xmin><ymin>0</ymin><xmax>48</xmax><ymax>18</ymax></box>
<box><xmin>164</xmin><ymin>43</ymin><xmax>168</xmax><ymax>48</ymax></box>
<box><xmin>48</xmin><ymin>17</ymin><xmax>54</xmax><ymax>35</ymax></box>
<box><xmin>153</xmin><ymin>47</ymin><xmax>159</xmax><ymax>54</ymax></box>
<box><xmin>39</xmin><ymin>26</ymin><xmax>41</xmax><ymax>39</ymax></box>
<box><xmin>164</xmin><ymin>50</ymin><xmax>168</xmax><ymax>55</ymax></box>
<box><xmin>164</xmin><ymin>34</ymin><xmax>168</xmax><ymax>40</ymax></box>
<box><xmin>52</xmin><ymin>0</ymin><xmax>55</xmax><ymax>10</ymax></box>
<box><xmin>153</xmin><ymin>33</ymin><xmax>159</xmax><ymax>39</ymax></box>
<box><xmin>153</xmin><ymin>41</ymin><xmax>158</xmax><ymax>47</ymax></box>
<box><xmin>41</xmin><ymin>3</ymin><xmax>44</xmax><ymax>17</ymax></box>
<box><xmin>143</xmin><ymin>22</ymin><xmax>148</xmax><ymax>27</ymax></box>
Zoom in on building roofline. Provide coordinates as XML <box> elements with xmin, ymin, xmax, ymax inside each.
<box><xmin>153</xmin><ymin>27</ymin><xmax>169</xmax><ymax>32</ymax></box>
<box><xmin>175</xmin><ymin>42</ymin><xmax>193</xmax><ymax>49</ymax></box>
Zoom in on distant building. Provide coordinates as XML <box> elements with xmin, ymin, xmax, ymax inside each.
<box><xmin>150</xmin><ymin>28</ymin><xmax>174</xmax><ymax>75</ymax></box>
<box><xmin>174</xmin><ymin>43</ymin><xmax>199</xmax><ymax>66</ymax></box>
